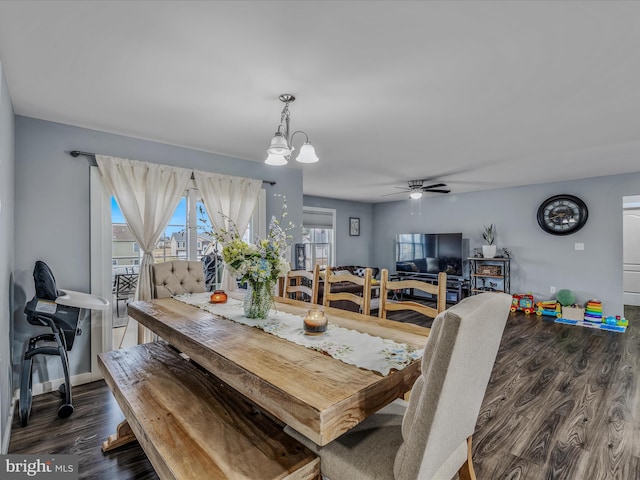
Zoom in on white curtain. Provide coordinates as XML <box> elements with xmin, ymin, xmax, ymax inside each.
<box><xmin>193</xmin><ymin>170</ymin><xmax>262</xmax><ymax>290</ymax></box>
<box><xmin>96</xmin><ymin>155</ymin><xmax>192</xmax><ymax>341</ymax></box>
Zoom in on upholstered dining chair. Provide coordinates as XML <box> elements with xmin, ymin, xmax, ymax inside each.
<box><xmin>323</xmin><ymin>266</ymin><xmax>373</xmax><ymax>316</ymax></box>
<box><xmin>149</xmin><ymin>260</ymin><xmax>206</xmax><ymax>299</ymax></box>
<box><xmin>128</xmin><ymin>260</ymin><xmax>207</xmax><ymax>346</ymax></box>
<box><xmin>281</xmin><ymin>264</ymin><xmax>321</xmax><ymax>304</ymax></box>
<box><xmin>378</xmin><ymin>269</ymin><xmax>447</xmax><ymax>320</ymax></box>
<box><xmin>286</xmin><ymin>292</ymin><xmax>512</xmax><ymax>480</ymax></box>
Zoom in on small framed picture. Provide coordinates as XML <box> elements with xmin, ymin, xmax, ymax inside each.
<box><xmin>349</xmin><ymin>217</ymin><xmax>360</xmax><ymax>236</ymax></box>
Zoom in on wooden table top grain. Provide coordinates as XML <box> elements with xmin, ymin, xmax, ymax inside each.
<box><xmin>127</xmin><ymin>295</ymin><xmax>430</xmax><ymax>446</ymax></box>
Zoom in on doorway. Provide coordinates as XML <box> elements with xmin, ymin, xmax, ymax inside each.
<box><xmin>623</xmin><ymin>195</ymin><xmax>640</xmax><ymax>306</ymax></box>
<box><xmin>301</xmin><ymin>207</ymin><xmax>336</xmax><ymax>269</ymax></box>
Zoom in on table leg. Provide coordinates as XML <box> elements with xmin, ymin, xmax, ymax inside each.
<box><xmin>102</xmin><ymin>419</ymin><xmax>137</xmax><ymax>452</ymax></box>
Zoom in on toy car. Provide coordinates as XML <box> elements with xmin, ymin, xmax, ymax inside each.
<box><xmin>511</xmin><ymin>293</ymin><xmax>535</xmax><ymax>314</ymax></box>
<box><xmin>536</xmin><ymin>300</ymin><xmax>561</xmax><ymax>317</ymax></box>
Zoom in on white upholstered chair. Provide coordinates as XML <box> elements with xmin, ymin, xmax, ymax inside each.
<box><xmin>286</xmin><ymin>292</ymin><xmax>512</xmax><ymax>480</ymax></box>
<box><xmin>150</xmin><ymin>260</ymin><xmax>206</xmax><ymax>299</ymax></box>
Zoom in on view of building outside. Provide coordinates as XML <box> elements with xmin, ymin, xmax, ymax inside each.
<box><xmin>111</xmin><ymin>197</ymin><xmax>215</xmax><ymax>273</ymax></box>
<box><xmin>111</xmin><ymin>195</ymin><xmax>253</xmax><ymax>273</ymax></box>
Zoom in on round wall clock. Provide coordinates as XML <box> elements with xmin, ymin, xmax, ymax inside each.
<box><xmin>537</xmin><ymin>194</ymin><xmax>588</xmax><ymax>235</ymax></box>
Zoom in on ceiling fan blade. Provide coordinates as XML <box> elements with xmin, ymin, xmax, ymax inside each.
<box><xmin>381</xmin><ymin>191</ymin><xmax>406</xmax><ymax>197</ymax></box>
<box><xmin>423</xmin><ymin>188</ymin><xmax>451</xmax><ymax>194</ymax></box>
<box><xmin>422</xmin><ymin>183</ymin><xmax>447</xmax><ymax>190</ymax></box>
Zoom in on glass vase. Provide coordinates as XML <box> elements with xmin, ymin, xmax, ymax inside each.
<box><xmin>244</xmin><ymin>281</ymin><xmax>274</xmax><ymax>319</ymax></box>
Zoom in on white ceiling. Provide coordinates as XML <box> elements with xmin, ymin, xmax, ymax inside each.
<box><xmin>1</xmin><ymin>1</ymin><xmax>640</xmax><ymax>203</ymax></box>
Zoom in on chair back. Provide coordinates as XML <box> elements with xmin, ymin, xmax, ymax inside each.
<box><xmin>378</xmin><ymin>270</ymin><xmax>447</xmax><ymax>320</ymax></box>
<box><xmin>114</xmin><ymin>273</ymin><xmax>138</xmax><ymax>300</ymax></box>
<box><xmin>282</xmin><ymin>265</ymin><xmax>320</xmax><ymax>304</ymax></box>
<box><xmin>150</xmin><ymin>261</ymin><xmax>205</xmax><ymax>299</ymax></box>
<box><xmin>323</xmin><ymin>267</ymin><xmax>372</xmax><ymax>316</ymax></box>
<box><xmin>394</xmin><ymin>292</ymin><xmax>511</xmax><ymax>480</ymax></box>
<box><xmin>201</xmin><ymin>253</ymin><xmax>222</xmax><ymax>292</ymax></box>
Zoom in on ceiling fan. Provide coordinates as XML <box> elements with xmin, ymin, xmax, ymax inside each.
<box><xmin>383</xmin><ymin>180</ymin><xmax>451</xmax><ymax>199</ymax></box>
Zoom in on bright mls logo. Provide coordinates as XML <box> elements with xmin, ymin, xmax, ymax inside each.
<box><xmin>2</xmin><ymin>455</ymin><xmax>77</xmax><ymax>479</ymax></box>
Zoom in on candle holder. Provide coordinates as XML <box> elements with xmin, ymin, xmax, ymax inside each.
<box><xmin>303</xmin><ymin>309</ymin><xmax>327</xmax><ymax>335</ymax></box>
<box><xmin>210</xmin><ymin>290</ymin><xmax>228</xmax><ymax>304</ymax></box>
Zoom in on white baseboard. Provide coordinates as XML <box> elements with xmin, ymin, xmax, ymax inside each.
<box><xmin>29</xmin><ymin>372</ymin><xmax>95</xmax><ymax>396</ymax></box>
<box><xmin>1</xmin><ymin>389</ymin><xmax>17</xmax><ymax>454</ymax></box>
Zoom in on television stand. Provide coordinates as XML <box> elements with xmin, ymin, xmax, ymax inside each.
<box><xmin>394</xmin><ymin>272</ymin><xmax>469</xmax><ymax>304</ymax></box>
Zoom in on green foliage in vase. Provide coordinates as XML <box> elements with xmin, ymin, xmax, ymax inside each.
<box><xmin>211</xmin><ymin>195</ymin><xmax>294</xmax><ymax>284</ymax></box>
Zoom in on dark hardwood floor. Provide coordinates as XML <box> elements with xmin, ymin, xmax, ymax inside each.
<box><xmin>9</xmin><ymin>305</ymin><xmax>640</xmax><ymax>479</ymax></box>
<box><xmin>9</xmin><ymin>380</ymin><xmax>157</xmax><ymax>479</ymax></box>
<box><xmin>473</xmin><ymin>305</ymin><xmax>640</xmax><ymax>480</ymax></box>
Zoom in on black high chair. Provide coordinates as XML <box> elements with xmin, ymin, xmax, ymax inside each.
<box><xmin>20</xmin><ymin>261</ymin><xmax>108</xmax><ymax>426</ymax></box>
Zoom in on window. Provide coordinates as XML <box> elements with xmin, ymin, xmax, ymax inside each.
<box><xmin>93</xmin><ymin>166</ymin><xmax>267</xmax><ymax>362</ymax></box>
<box><xmin>111</xmin><ymin>188</ymin><xmax>265</xmax><ymax>276</ymax></box>
<box><xmin>302</xmin><ymin>207</ymin><xmax>336</xmax><ymax>269</ymax></box>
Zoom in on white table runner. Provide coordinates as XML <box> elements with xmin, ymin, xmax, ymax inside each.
<box><xmin>174</xmin><ymin>292</ymin><xmax>423</xmax><ymax>376</ymax></box>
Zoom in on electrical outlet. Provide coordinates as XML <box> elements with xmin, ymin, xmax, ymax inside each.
<box><xmin>575</xmin><ymin>243</ymin><xmax>584</xmax><ymax>250</ymax></box>
<box><xmin>550</xmin><ymin>286</ymin><xmax>556</xmax><ymax>294</ymax></box>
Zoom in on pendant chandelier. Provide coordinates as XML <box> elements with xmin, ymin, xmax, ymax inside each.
<box><xmin>265</xmin><ymin>94</ymin><xmax>319</xmax><ymax>166</ymax></box>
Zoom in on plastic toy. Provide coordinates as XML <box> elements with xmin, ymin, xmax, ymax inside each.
<box><xmin>584</xmin><ymin>299</ymin><xmax>603</xmax><ymax>323</ymax></box>
<box><xmin>536</xmin><ymin>300</ymin><xmax>562</xmax><ymax>317</ymax></box>
<box><xmin>511</xmin><ymin>293</ymin><xmax>535</xmax><ymax>314</ymax></box>
<box><xmin>556</xmin><ymin>289</ymin><xmax>576</xmax><ymax>306</ymax></box>
<box><xmin>605</xmin><ymin>315</ymin><xmax>628</xmax><ymax>327</ymax></box>
<box><xmin>555</xmin><ymin>303</ymin><xmax>628</xmax><ymax>333</ymax></box>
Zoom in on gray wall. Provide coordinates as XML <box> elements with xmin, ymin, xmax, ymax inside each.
<box><xmin>14</xmin><ymin>116</ymin><xmax>303</xmax><ymax>385</ymax></box>
<box><xmin>0</xmin><ymin>59</ymin><xmax>15</xmax><ymax>452</ymax></box>
<box><xmin>303</xmin><ymin>195</ymin><xmax>373</xmax><ymax>267</ymax></box>
<box><xmin>373</xmin><ymin>174</ymin><xmax>640</xmax><ymax>315</ymax></box>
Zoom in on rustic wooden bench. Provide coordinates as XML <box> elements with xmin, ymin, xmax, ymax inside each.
<box><xmin>98</xmin><ymin>341</ymin><xmax>320</xmax><ymax>480</ymax></box>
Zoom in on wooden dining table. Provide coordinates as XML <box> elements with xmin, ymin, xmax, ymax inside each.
<box><xmin>127</xmin><ymin>295</ymin><xmax>430</xmax><ymax>446</ymax></box>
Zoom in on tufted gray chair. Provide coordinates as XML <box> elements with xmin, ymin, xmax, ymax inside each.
<box><xmin>150</xmin><ymin>261</ymin><xmax>206</xmax><ymax>299</ymax></box>
<box><xmin>286</xmin><ymin>292</ymin><xmax>512</xmax><ymax>480</ymax></box>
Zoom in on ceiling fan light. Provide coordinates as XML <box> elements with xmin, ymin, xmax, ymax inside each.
<box><xmin>265</xmin><ymin>153</ymin><xmax>288</xmax><ymax>166</ymax></box>
<box><xmin>267</xmin><ymin>132</ymin><xmax>291</xmax><ymax>156</ymax></box>
<box><xmin>409</xmin><ymin>191</ymin><xmax>423</xmax><ymax>200</ymax></box>
<box><xmin>296</xmin><ymin>142</ymin><xmax>319</xmax><ymax>163</ymax></box>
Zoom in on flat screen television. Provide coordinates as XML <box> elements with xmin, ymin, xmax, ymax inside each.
<box><xmin>395</xmin><ymin>233</ymin><xmax>464</xmax><ymax>278</ymax></box>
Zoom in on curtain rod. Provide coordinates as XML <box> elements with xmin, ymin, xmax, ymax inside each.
<box><xmin>68</xmin><ymin>150</ymin><xmax>276</xmax><ymax>186</ymax></box>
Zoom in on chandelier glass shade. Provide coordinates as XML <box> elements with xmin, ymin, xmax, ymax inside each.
<box><xmin>296</xmin><ymin>142</ymin><xmax>319</xmax><ymax>163</ymax></box>
<box><xmin>265</xmin><ymin>94</ymin><xmax>319</xmax><ymax>166</ymax></box>
<box><xmin>266</xmin><ymin>131</ymin><xmax>291</xmax><ymax>156</ymax></box>
<box><xmin>265</xmin><ymin>153</ymin><xmax>288</xmax><ymax>166</ymax></box>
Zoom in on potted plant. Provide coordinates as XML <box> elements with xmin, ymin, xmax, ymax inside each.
<box><xmin>482</xmin><ymin>224</ymin><xmax>497</xmax><ymax>258</ymax></box>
